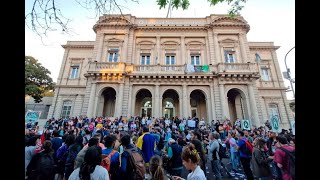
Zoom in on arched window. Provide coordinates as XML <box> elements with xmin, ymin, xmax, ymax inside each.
<box><xmin>268</xmin><ymin>103</ymin><xmax>280</xmax><ymax>121</ymax></box>
<box><xmin>61</xmin><ymin>100</ymin><xmax>72</xmax><ymax>119</ymax></box>
<box><xmin>255</xmin><ymin>53</ymin><xmax>261</xmax><ymax>62</ymax></box>
<box><xmin>143</xmin><ymin>101</ymin><xmax>152</xmax><ymax>107</ymax></box>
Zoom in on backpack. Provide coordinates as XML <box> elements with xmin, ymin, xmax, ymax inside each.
<box><xmin>37</xmin><ymin>152</ymin><xmax>55</xmax><ymax>178</ymax></box>
<box><xmin>279</xmin><ymin>147</ymin><xmax>295</xmax><ymax>179</ymax></box>
<box><xmin>65</xmin><ymin>145</ymin><xmax>81</xmax><ymax>167</ymax></box>
<box><xmin>126</xmin><ymin>148</ymin><xmax>146</xmax><ymax>180</ymax></box>
<box><xmin>101</xmin><ymin>150</ymin><xmax>117</xmax><ymax>179</ymax></box>
<box><xmin>218</xmin><ymin>142</ymin><xmax>228</xmax><ymax>159</ymax></box>
<box><xmin>242</xmin><ymin>139</ymin><xmax>253</xmax><ymax>157</ymax></box>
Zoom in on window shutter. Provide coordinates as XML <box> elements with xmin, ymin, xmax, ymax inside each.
<box><xmin>224</xmin><ymin>50</ymin><xmax>228</xmax><ymax>63</ymax></box>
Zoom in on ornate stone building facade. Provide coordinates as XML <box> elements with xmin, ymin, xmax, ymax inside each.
<box><xmin>48</xmin><ymin>14</ymin><xmax>293</xmax><ymax>129</ymax></box>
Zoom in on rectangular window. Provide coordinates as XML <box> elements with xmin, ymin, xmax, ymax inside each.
<box><xmin>261</xmin><ymin>68</ymin><xmax>270</xmax><ymax>81</ymax></box>
<box><xmin>107</xmin><ymin>48</ymin><xmax>119</xmax><ymax>62</ymax></box>
<box><xmin>224</xmin><ymin>49</ymin><xmax>236</xmax><ymax>63</ymax></box>
<box><xmin>191</xmin><ymin>55</ymin><xmax>200</xmax><ymax>65</ymax></box>
<box><xmin>166</xmin><ymin>55</ymin><xmax>175</xmax><ymax>65</ymax></box>
<box><xmin>70</xmin><ymin>65</ymin><xmax>80</xmax><ymax>79</ymax></box>
<box><xmin>141</xmin><ymin>55</ymin><xmax>151</xmax><ymax>65</ymax></box>
<box><xmin>165</xmin><ymin>55</ymin><xmax>175</xmax><ymax>71</ymax></box>
<box><xmin>61</xmin><ymin>101</ymin><xmax>72</xmax><ymax>119</ymax></box>
<box><xmin>268</xmin><ymin>104</ymin><xmax>281</xmax><ymax>121</ymax></box>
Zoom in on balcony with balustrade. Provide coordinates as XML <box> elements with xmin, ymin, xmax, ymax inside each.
<box><xmin>217</xmin><ymin>63</ymin><xmax>259</xmax><ymax>74</ymax></box>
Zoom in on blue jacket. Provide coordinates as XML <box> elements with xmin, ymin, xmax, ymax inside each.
<box><xmin>102</xmin><ymin>148</ymin><xmax>120</xmax><ymax>179</ymax></box>
<box><xmin>168</xmin><ymin>142</ymin><xmax>183</xmax><ymax>169</ymax></box>
<box><xmin>136</xmin><ymin>133</ymin><xmax>155</xmax><ymax>163</ymax></box>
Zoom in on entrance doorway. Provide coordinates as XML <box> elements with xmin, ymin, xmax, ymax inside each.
<box><xmin>162</xmin><ymin>89</ymin><xmax>179</xmax><ymax>118</ymax></box>
<box><xmin>164</xmin><ymin>108</ymin><xmax>174</xmax><ymax>119</ymax></box>
<box><xmin>190</xmin><ymin>90</ymin><xmax>207</xmax><ymax>120</ymax></box>
<box><xmin>227</xmin><ymin>88</ymin><xmax>249</xmax><ymax>123</ymax></box>
<box><xmin>191</xmin><ymin>108</ymin><xmax>197</xmax><ymax>118</ymax></box>
<box><xmin>101</xmin><ymin>87</ymin><xmax>116</xmax><ymax>117</ymax></box>
<box><xmin>135</xmin><ymin>89</ymin><xmax>152</xmax><ymax>117</ymax></box>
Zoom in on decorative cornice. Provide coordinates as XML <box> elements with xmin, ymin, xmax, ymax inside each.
<box><xmin>258</xmin><ymin>87</ymin><xmax>288</xmax><ymax>90</ymax></box>
<box><xmin>54</xmin><ymin>85</ymin><xmax>86</xmax><ymax>88</ymax></box>
<box><xmin>249</xmin><ymin>46</ymin><xmax>280</xmax><ymax>50</ymax></box>
<box><xmin>62</xmin><ymin>45</ymin><xmax>94</xmax><ymax>49</ymax></box>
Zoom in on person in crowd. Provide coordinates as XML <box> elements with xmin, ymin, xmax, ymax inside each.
<box><xmin>102</xmin><ymin>134</ymin><xmax>120</xmax><ymax>179</ymax></box>
<box><xmin>27</xmin><ymin>140</ymin><xmax>55</xmax><ymax>180</ymax></box>
<box><xmin>148</xmin><ymin>155</ymin><xmax>166</xmax><ymax>180</ymax></box>
<box><xmin>74</xmin><ymin>137</ymin><xmax>99</xmax><ymax>169</ymax></box>
<box><xmin>207</xmin><ymin>132</ymin><xmax>222</xmax><ymax>180</ymax></box>
<box><xmin>167</xmin><ymin>138</ymin><xmax>183</xmax><ymax>177</ymax></box>
<box><xmin>226</xmin><ymin>132</ymin><xmax>240</xmax><ymax>172</ymax></box>
<box><xmin>120</xmin><ymin>134</ymin><xmax>144</xmax><ymax>180</ymax></box>
<box><xmin>172</xmin><ymin>144</ymin><xmax>206</xmax><ymax>180</ymax></box>
<box><xmin>236</xmin><ymin>130</ymin><xmax>254</xmax><ymax>180</ymax></box>
<box><xmin>68</xmin><ymin>145</ymin><xmax>109</xmax><ymax>180</ymax></box>
<box><xmin>64</xmin><ymin>135</ymin><xmax>83</xmax><ymax>180</ymax></box>
<box><xmin>56</xmin><ymin>134</ymin><xmax>75</xmax><ymax>180</ymax></box>
<box><xmin>25</xmin><ymin>136</ymin><xmax>40</xmax><ymax>177</ymax></box>
<box><xmin>190</xmin><ymin>139</ymin><xmax>206</xmax><ymax>173</ymax></box>
<box><xmin>136</xmin><ymin>126</ymin><xmax>156</xmax><ymax>164</ymax></box>
<box><xmin>251</xmin><ymin>138</ymin><xmax>273</xmax><ymax>179</ymax></box>
<box><xmin>274</xmin><ymin>135</ymin><xmax>295</xmax><ymax>180</ymax></box>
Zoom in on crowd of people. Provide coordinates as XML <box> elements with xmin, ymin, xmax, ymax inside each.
<box><xmin>25</xmin><ymin>115</ymin><xmax>295</xmax><ymax>180</ymax></box>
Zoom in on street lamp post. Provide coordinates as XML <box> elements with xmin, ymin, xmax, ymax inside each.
<box><xmin>284</xmin><ymin>46</ymin><xmax>295</xmax><ymax>98</ymax></box>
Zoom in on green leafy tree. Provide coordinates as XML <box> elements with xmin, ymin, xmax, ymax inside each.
<box><xmin>157</xmin><ymin>0</ymin><xmax>247</xmax><ymax>17</ymax></box>
<box><xmin>25</xmin><ymin>56</ymin><xmax>55</xmax><ymax>103</ymax></box>
<box><xmin>26</xmin><ymin>0</ymin><xmax>247</xmax><ymax>36</ymax></box>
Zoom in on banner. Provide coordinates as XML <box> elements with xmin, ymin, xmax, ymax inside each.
<box><xmin>25</xmin><ymin>110</ymin><xmax>41</xmax><ymax>124</ymax></box>
<box><xmin>290</xmin><ymin>120</ymin><xmax>295</xmax><ymax>135</ymax></box>
<box><xmin>242</xmin><ymin>120</ymin><xmax>251</xmax><ymax>130</ymax></box>
<box><xmin>270</xmin><ymin>115</ymin><xmax>281</xmax><ymax>133</ymax></box>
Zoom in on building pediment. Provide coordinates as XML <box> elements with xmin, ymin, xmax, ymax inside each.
<box><xmin>98</xmin><ymin>16</ymin><xmax>131</xmax><ymax>25</ymax></box>
<box><xmin>219</xmin><ymin>38</ymin><xmax>239</xmax><ymax>44</ymax></box>
<box><xmin>137</xmin><ymin>40</ymin><xmax>156</xmax><ymax>45</ymax></box>
<box><xmin>211</xmin><ymin>16</ymin><xmax>250</xmax><ymax>31</ymax></box>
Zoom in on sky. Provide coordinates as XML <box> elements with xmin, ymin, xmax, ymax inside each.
<box><xmin>25</xmin><ymin>0</ymin><xmax>295</xmax><ymax>99</ymax></box>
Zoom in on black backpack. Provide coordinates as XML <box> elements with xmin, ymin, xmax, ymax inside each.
<box><xmin>37</xmin><ymin>152</ymin><xmax>55</xmax><ymax>179</ymax></box>
<box><xmin>218</xmin><ymin>142</ymin><xmax>228</xmax><ymax>159</ymax></box>
<box><xmin>279</xmin><ymin>147</ymin><xmax>295</xmax><ymax>179</ymax></box>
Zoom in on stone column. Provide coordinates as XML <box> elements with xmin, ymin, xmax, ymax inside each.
<box><xmin>123</xmin><ymin>32</ymin><xmax>129</xmax><ymax>63</ymax></box>
<box><xmin>239</xmin><ymin>33</ymin><xmax>248</xmax><ymax>63</ymax></box>
<box><xmin>248</xmin><ymin>84</ymin><xmax>260</xmax><ymax>127</ymax></box>
<box><xmin>206</xmin><ymin>97</ymin><xmax>212</xmax><ymax>124</ymax></box>
<box><xmin>213</xmin><ymin>33</ymin><xmax>221</xmax><ymax>63</ymax></box>
<box><xmin>154</xmin><ymin>84</ymin><xmax>160</xmax><ymax>118</ymax></box>
<box><xmin>210</xmin><ymin>84</ymin><xmax>217</xmax><ymax>120</ymax></box>
<box><xmin>182</xmin><ymin>85</ymin><xmax>188</xmax><ymax>118</ymax></box>
<box><xmin>115</xmin><ymin>83</ymin><xmax>124</xmax><ymax>117</ymax></box>
<box><xmin>156</xmin><ymin>36</ymin><xmax>161</xmax><ymax>64</ymax></box>
<box><xmin>87</xmin><ymin>82</ymin><xmax>97</xmax><ymax>118</ymax></box>
<box><xmin>96</xmin><ymin>33</ymin><xmax>105</xmax><ymax>62</ymax></box>
<box><xmin>219</xmin><ymin>84</ymin><xmax>226</xmax><ymax>120</ymax></box>
<box><xmin>93</xmin><ymin>95</ymin><xmax>99</xmax><ymax>117</ymax></box>
<box><xmin>159</xmin><ymin>97</ymin><xmax>163</xmax><ymax>118</ymax></box>
<box><xmin>127</xmin><ymin>84</ymin><xmax>133</xmax><ymax>117</ymax></box>
<box><xmin>179</xmin><ymin>97</ymin><xmax>183</xmax><ymax>119</ymax></box>
<box><xmin>180</xmin><ymin>36</ymin><xmax>185</xmax><ymax>64</ymax></box>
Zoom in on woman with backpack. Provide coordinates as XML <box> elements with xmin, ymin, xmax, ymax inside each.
<box><xmin>251</xmin><ymin>138</ymin><xmax>273</xmax><ymax>179</ymax></box>
<box><xmin>64</xmin><ymin>135</ymin><xmax>83</xmax><ymax>180</ymax></box>
<box><xmin>26</xmin><ymin>140</ymin><xmax>55</xmax><ymax>180</ymax></box>
<box><xmin>68</xmin><ymin>145</ymin><xmax>109</xmax><ymax>180</ymax></box>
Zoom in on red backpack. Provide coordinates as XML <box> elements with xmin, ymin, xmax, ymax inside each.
<box><xmin>101</xmin><ymin>150</ymin><xmax>117</xmax><ymax>179</ymax></box>
<box><xmin>243</xmin><ymin>139</ymin><xmax>253</xmax><ymax>156</ymax></box>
